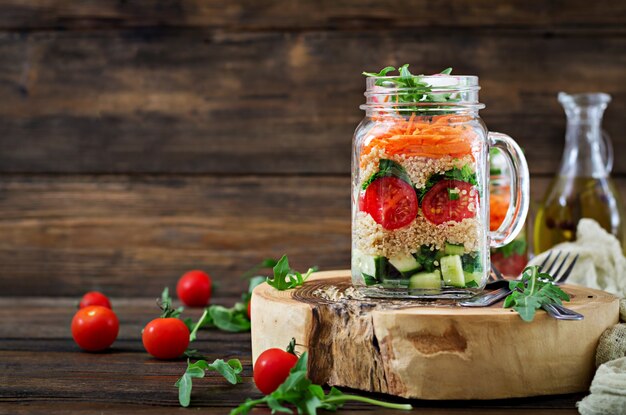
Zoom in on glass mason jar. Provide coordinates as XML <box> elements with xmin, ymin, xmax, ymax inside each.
<box><xmin>351</xmin><ymin>74</ymin><xmax>529</xmax><ymax>298</ymax></box>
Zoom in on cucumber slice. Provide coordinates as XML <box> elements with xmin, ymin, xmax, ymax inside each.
<box><xmin>352</xmin><ymin>249</ymin><xmax>376</xmax><ymax>277</ymax></box>
<box><xmin>388</xmin><ymin>252</ymin><xmax>422</xmax><ymax>274</ymax></box>
<box><xmin>440</xmin><ymin>255</ymin><xmax>466</xmax><ymax>287</ymax></box>
<box><xmin>444</xmin><ymin>242</ymin><xmax>465</xmax><ymax>256</ymax></box>
<box><xmin>352</xmin><ymin>249</ymin><xmax>388</xmax><ymax>281</ymax></box>
<box><xmin>463</xmin><ymin>271</ymin><xmax>482</xmax><ymax>286</ymax></box>
<box><xmin>409</xmin><ymin>270</ymin><xmax>442</xmax><ymax>289</ymax></box>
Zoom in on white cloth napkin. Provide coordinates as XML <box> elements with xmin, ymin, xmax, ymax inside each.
<box><xmin>528</xmin><ymin>219</ymin><xmax>626</xmax><ymax>297</ymax></box>
<box><xmin>577</xmin><ymin>357</ymin><xmax>626</xmax><ymax>415</ymax></box>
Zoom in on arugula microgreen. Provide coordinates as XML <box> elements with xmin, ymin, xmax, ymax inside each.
<box><xmin>503</xmin><ymin>266</ymin><xmax>571</xmax><ymax>322</ymax></box>
<box><xmin>175</xmin><ymin>358</ymin><xmax>243</xmax><ymax>407</ymax></box>
<box><xmin>361</xmin><ymin>159</ymin><xmax>412</xmax><ymax>191</ymax></box>
<box><xmin>187</xmin><ymin>276</ymin><xmax>265</xmax><ymax>336</ymax></box>
<box><xmin>417</xmin><ymin>165</ymin><xmax>478</xmax><ymax>203</ymax></box>
<box><xmin>266</xmin><ymin>255</ymin><xmax>316</xmax><ymax>291</ymax></box>
<box><xmin>362</xmin><ymin>64</ymin><xmax>460</xmax><ymax>114</ymax></box>
<box><xmin>158</xmin><ymin>287</ymin><xmax>184</xmax><ymax>318</ymax></box>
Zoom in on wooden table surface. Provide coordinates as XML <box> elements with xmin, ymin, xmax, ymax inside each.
<box><xmin>0</xmin><ymin>296</ymin><xmax>584</xmax><ymax>414</ymax></box>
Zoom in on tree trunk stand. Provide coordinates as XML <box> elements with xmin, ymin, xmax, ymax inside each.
<box><xmin>251</xmin><ymin>270</ymin><xmax>619</xmax><ymax>400</ymax></box>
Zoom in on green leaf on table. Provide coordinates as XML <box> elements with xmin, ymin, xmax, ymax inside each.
<box><xmin>176</xmin><ymin>358</ymin><xmax>243</xmax><ymax>407</ymax></box>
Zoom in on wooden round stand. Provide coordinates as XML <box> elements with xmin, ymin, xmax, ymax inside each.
<box><xmin>251</xmin><ymin>270</ymin><xmax>619</xmax><ymax>400</ymax></box>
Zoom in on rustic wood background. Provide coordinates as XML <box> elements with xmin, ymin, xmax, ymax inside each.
<box><xmin>0</xmin><ymin>0</ymin><xmax>624</xmax><ymax>297</ymax></box>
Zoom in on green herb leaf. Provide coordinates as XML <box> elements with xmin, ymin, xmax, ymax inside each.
<box><xmin>503</xmin><ymin>266</ymin><xmax>571</xmax><ymax>322</ymax></box>
<box><xmin>158</xmin><ymin>287</ymin><xmax>184</xmax><ymax>318</ymax></box>
<box><xmin>362</xmin><ymin>64</ymin><xmax>459</xmax><ymax>114</ymax></box>
<box><xmin>230</xmin><ymin>353</ymin><xmax>411</xmax><ymax>415</ymax></box>
<box><xmin>417</xmin><ymin>165</ymin><xmax>478</xmax><ymax>203</ymax></box>
<box><xmin>362</xmin><ymin>66</ymin><xmax>396</xmax><ymax>77</ymax></box>
<box><xmin>266</xmin><ymin>255</ymin><xmax>316</xmax><ymax>291</ymax></box>
<box><xmin>362</xmin><ymin>159</ymin><xmax>412</xmax><ymax>190</ymax></box>
<box><xmin>176</xmin><ymin>358</ymin><xmax>243</xmax><ymax>407</ymax></box>
<box><xmin>240</xmin><ymin>258</ymin><xmax>279</xmax><ymax>279</ymax></box>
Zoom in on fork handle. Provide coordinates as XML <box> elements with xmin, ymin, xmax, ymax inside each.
<box><xmin>542</xmin><ymin>303</ymin><xmax>584</xmax><ymax>320</ymax></box>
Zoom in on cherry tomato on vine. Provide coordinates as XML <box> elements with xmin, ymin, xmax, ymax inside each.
<box><xmin>253</xmin><ymin>338</ymin><xmax>299</xmax><ymax>394</ymax></box>
<box><xmin>71</xmin><ymin>305</ymin><xmax>119</xmax><ymax>352</ymax></box>
<box><xmin>362</xmin><ymin>176</ymin><xmax>418</xmax><ymax>230</ymax></box>
<box><xmin>176</xmin><ymin>270</ymin><xmax>212</xmax><ymax>307</ymax></box>
<box><xmin>142</xmin><ymin>318</ymin><xmax>190</xmax><ymax>360</ymax></box>
<box><xmin>78</xmin><ymin>291</ymin><xmax>111</xmax><ymax>309</ymax></box>
<box><xmin>422</xmin><ymin>179</ymin><xmax>477</xmax><ymax>225</ymax></box>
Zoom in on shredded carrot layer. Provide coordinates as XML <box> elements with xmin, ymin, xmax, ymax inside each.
<box><xmin>360</xmin><ymin>114</ymin><xmax>477</xmax><ymax>166</ymax></box>
<box><xmin>490</xmin><ymin>192</ymin><xmax>510</xmax><ymax>231</ymax></box>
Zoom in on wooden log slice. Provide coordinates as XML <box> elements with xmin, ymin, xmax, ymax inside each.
<box><xmin>251</xmin><ymin>270</ymin><xmax>620</xmax><ymax>400</ymax></box>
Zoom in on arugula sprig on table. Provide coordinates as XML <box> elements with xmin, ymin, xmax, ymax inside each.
<box><xmin>186</xmin><ymin>276</ymin><xmax>265</xmax><ymax>335</ymax></box>
<box><xmin>363</xmin><ymin>64</ymin><xmax>459</xmax><ymax>113</ymax></box>
<box><xmin>230</xmin><ymin>352</ymin><xmax>411</xmax><ymax>415</ymax></box>
<box><xmin>503</xmin><ymin>265</ymin><xmax>571</xmax><ymax>322</ymax></box>
<box><xmin>266</xmin><ymin>255</ymin><xmax>317</xmax><ymax>291</ymax></box>
<box><xmin>176</xmin><ymin>358</ymin><xmax>243</xmax><ymax>407</ymax></box>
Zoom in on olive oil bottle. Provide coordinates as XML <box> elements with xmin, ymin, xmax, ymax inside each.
<box><xmin>534</xmin><ymin>93</ymin><xmax>625</xmax><ymax>254</ymax></box>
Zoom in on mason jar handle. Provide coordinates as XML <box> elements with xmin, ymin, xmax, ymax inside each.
<box><xmin>488</xmin><ymin>132</ymin><xmax>530</xmax><ymax>248</ymax></box>
<box><xmin>601</xmin><ymin>130</ymin><xmax>614</xmax><ymax>174</ymax></box>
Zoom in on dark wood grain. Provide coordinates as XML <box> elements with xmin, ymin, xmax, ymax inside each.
<box><xmin>0</xmin><ymin>0</ymin><xmax>623</xmax><ymax>31</ymax></box>
<box><xmin>0</xmin><ymin>297</ymin><xmax>582</xmax><ymax>414</ymax></box>
<box><xmin>0</xmin><ymin>175</ymin><xmax>350</xmax><ymax>297</ymax></box>
<box><xmin>0</xmin><ymin>30</ymin><xmax>623</xmax><ymax>175</ymax></box>
<box><xmin>0</xmin><ymin>175</ymin><xmax>623</xmax><ymax>297</ymax></box>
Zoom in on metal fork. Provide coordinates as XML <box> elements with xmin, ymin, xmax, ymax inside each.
<box><xmin>460</xmin><ymin>252</ymin><xmax>582</xmax><ymax>320</ymax></box>
<box><xmin>537</xmin><ymin>252</ymin><xmax>582</xmax><ymax>320</ymax></box>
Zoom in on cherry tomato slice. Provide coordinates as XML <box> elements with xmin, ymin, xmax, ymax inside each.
<box><xmin>362</xmin><ymin>176</ymin><xmax>418</xmax><ymax>230</ymax></box>
<box><xmin>422</xmin><ymin>180</ymin><xmax>478</xmax><ymax>225</ymax></box>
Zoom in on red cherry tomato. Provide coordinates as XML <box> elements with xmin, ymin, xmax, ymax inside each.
<box><xmin>142</xmin><ymin>318</ymin><xmax>190</xmax><ymax>360</ymax></box>
<box><xmin>176</xmin><ymin>270</ymin><xmax>212</xmax><ymax>307</ymax></box>
<box><xmin>253</xmin><ymin>347</ymin><xmax>298</xmax><ymax>394</ymax></box>
<box><xmin>71</xmin><ymin>305</ymin><xmax>119</xmax><ymax>352</ymax></box>
<box><xmin>422</xmin><ymin>180</ymin><xmax>477</xmax><ymax>225</ymax></box>
<box><xmin>78</xmin><ymin>291</ymin><xmax>111</xmax><ymax>309</ymax></box>
<box><xmin>362</xmin><ymin>176</ymin><xmax>418</xmax><ymax>230</ymax></box>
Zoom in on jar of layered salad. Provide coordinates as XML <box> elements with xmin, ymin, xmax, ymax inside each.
<box><xmin>352</xmin><ymin>66</ymin><xmax>529</xmax><ymax>298</ymax></box>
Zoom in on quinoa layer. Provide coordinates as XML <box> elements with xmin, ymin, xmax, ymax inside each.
<box><xmin>354</xmin><ymin>211</ymin><xmax>482</xmax><ymax>258</ymax></box>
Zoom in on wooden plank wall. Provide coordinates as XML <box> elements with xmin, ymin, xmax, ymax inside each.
<box><xmin>0</xmin><ymin>1</ymin><xmax>624</xmax><ymax>296</ymax></box>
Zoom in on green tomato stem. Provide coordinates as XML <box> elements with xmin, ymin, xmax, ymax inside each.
<box><xmin>325</xmin><ymin>394</ymin><xmax>412</xmax><ymax>410</ymax></box>
<box><xmin>189</xmin><ymin>308</ymin><xmax>209</xmax><ymax>342</ymax></box>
